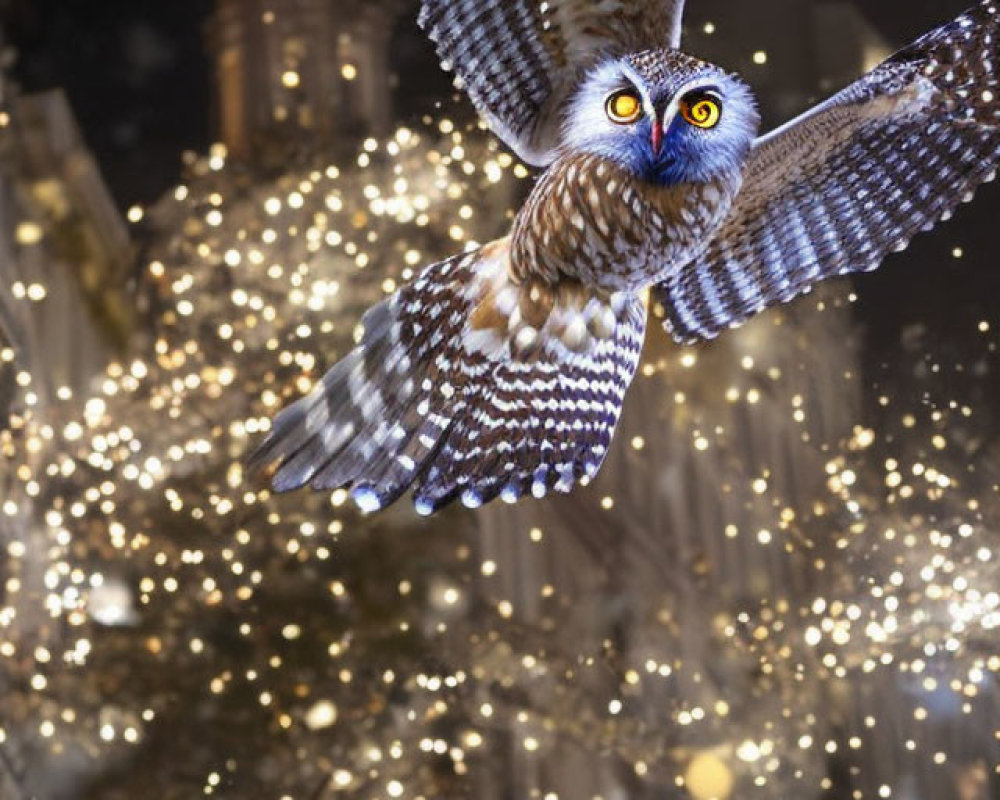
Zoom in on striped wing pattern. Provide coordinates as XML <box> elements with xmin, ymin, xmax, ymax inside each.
<box><xmin>414</xmin><ymin>289</ymin><xmax>647</xmax><ymax>514</ymax></box>
<box><xmin>419</xmin><ymin>0</ymin><xmax>686</xmax><ymax>165</ymax></box>
<box><xmin>658</xmin><ymin>0</ymin><xmax>1000</xmax><ymax>344</ymax></box>
<box><xmin>250</xmin><ymin>245</ymin><xmax>647</xmax><ymax>515</ymax></box>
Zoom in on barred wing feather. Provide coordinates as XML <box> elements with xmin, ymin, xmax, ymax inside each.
<box><xmin>249</xmin><ymin>240</ymin><xmax>647</xmax><ymax>515</ymax></box>
<box><xmin>658</xmin><ymin>1</ymin><xmax>1000</xmax><ymax>344</ymax></box>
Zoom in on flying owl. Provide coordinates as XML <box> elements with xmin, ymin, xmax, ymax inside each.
<box><xmin>250</xmin><ymin>0</ymin><xmax>1000</xmax><ymax>515</ymax></box>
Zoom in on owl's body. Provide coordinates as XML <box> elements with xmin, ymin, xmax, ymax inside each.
<box><xmin>510</xmin><ymin>48</ymin><xmax>755</xmax><ymax>292</ymax></box>
<box><xmin>251</xmin><ymin>1</ymin><xmax>1000</xmax><ymax>515</ymax></box>
<box><xmin>511</xmin><ymin>151</ymin><xmax>740</xmax><ymax>291</ymax></box>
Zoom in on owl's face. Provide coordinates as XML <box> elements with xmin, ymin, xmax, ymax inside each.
<box><xmin>563</xmin><ymin>50</ymin><xmax>760</xmax><ymax>187</ymax></box>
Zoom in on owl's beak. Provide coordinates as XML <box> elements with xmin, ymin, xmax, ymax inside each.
<box><xmin>651</xmin><ymin>123</ymin><xmax>663</xmax><ymax>157</ymax></box>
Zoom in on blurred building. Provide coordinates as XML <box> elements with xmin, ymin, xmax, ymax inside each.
<box><xmin>0</xmin><ymin>43</ymin><xmax>132</xmax><ymax>413</ymax></box>
<box><xmin>0</xmin><ymin>38</ymin><xmax>134</xmax><ymax>795</ymax></box>
<box><xmin>206</xmin><ymin>0</ymin><xmax>410</xmax><ymax>163</ymax></box>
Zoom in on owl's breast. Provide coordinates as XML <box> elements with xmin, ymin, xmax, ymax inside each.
<box><xmin>510</xmin><ymin>153</ymin><xmax>740</xmax><ymax>292</ymax></box>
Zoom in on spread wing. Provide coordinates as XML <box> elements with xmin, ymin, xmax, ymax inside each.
<box><xmin>250</xmin><ymin>241</ymin><xmax>648</xmax><ymax>516</ymax></box>
<box><xmin>419</xmin><ymin>0</ymin><xmax>687</xmax><ymax>166</ymax></box>
<box><xmin>657</xmin><ymin>0</ymin><xmax>1000</xmax><ymax>344</ymax></box>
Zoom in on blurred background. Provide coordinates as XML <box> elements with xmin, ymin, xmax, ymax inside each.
<box><xmin>0</xmin><ymin>1</ymin><xmax>998</xmax><ymax>798</ymax></box>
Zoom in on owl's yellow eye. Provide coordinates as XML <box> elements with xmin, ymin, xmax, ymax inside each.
<box><xmin>680</xmin><ymin>93</ymin><xmax>723</xmax><ymax>129</ymax></box>
<box><xmin>606</xmin><ymin>90</ymin><xmax>643</xmax><ymax>124</ymax></box>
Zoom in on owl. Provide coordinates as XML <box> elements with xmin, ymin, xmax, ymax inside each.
<box><xmin>250</xmin><ymin>0</ymin><xmax>1000</xmax><ymax>515</ymax></box>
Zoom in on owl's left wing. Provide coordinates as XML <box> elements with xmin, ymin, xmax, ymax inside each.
<box><xmin>657</xmin><ymin>1</ymin><xmax>1000</xmax><ymax>344</ymax></box>
<box><xmin>419</xmin><ymin>0</ymin><xmax>686</xmax><ymax>167</ymax></box>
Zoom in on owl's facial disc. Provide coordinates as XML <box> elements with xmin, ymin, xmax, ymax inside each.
<box><xmin>562</xmin><ymin>56</ymin><xmax>759</xmax><ymax>186</ymax></box>
<box><xmin>646</xmin><ymin>73</ymin><xmax>760</xmax><ymax>187</ymax></box>
<box><xmin>562</xmin><ymin>60</ymin><xmax>657</xmax><ymax>163</ymax></box>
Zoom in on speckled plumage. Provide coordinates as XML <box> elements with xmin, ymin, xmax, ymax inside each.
<box><xmin>251</xmin><ymin>1</ymin><xmax>1000</xmax><ymax>515</ymax></box>
<box><xmin>511</xmin><ymin>152</ymin><xmax>739</xmax><ymax>292</ymax></box>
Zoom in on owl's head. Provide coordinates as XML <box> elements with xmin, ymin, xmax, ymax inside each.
<box><xmin>562</xmin><ymin>50</ymin><xmax>760</xmax><ymax>186</ymax></box>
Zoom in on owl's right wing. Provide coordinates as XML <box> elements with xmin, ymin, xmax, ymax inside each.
<box><xmin>250</xmin><ymin>239</ymin><xmax>647</xmax><ymax>516</ymax></box>
<box><xmin>656</xmin><ymin>0</ymin><xmax>1000</xmax><ymax>344</ymax></box>
<box><xmin>419</xmin><ymin>0</ymin><xmax>687</xmax><ymax>166</ymax></box>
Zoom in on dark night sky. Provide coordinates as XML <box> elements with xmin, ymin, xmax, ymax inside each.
<box><xmin>2</xmin><ymin>0</ymin><xmax>998</xmax><ymax>380</ymax></box>
<box><xmin>4</xmin><ymin>0</ymin><xmax>210</xmax><ymax>209</ymax></box>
